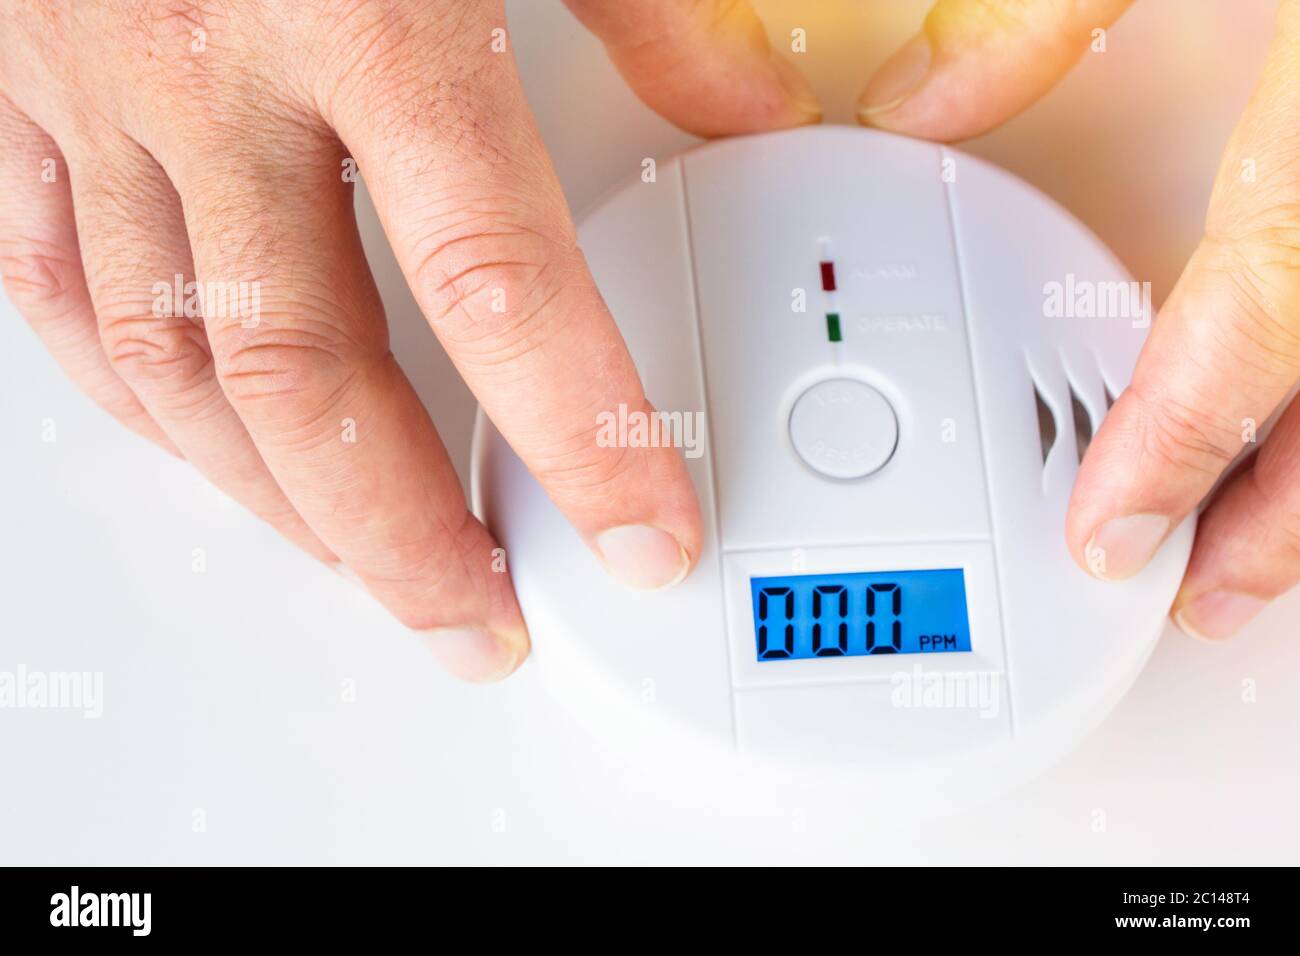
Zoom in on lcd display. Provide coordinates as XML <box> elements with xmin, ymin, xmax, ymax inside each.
<box><xmin>750</xmin><ymin>568</ymin><xmax>972</xmax><ymax>661</ymax></box>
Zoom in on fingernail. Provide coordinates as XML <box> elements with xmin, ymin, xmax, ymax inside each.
<box><xmin>420</xmin><ymin>628</ymin><xmax>523</xmax><ymax>683</ymax></box>
<box><xmin>1083</xmin><ymin>513</ymin><xmax>1170</xmax><ymax>580</ymax></box>
<box><xmin>769</xmin><ymin>53</ymin><xmax>822</xmax><ymax>121</ymax></box>
<box><xmin>1173</xmin><ymin>591</ymin><xmax>1267</xmax><ymax>641</ymax></box>
<box><xmin>859</xmin><ymin>32</ymin><xmax>933</xmax><ymax>120</ymax></box>
<box><xmin>596</xmin><ymin>524</ymin><xmax>690</xmax><ymax>590</ymax></box>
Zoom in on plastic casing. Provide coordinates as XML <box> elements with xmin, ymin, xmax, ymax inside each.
<box><xmin>472</xmin><ymin>127</ymin><xmax>1194</xmax><ymax>804</ymax></box>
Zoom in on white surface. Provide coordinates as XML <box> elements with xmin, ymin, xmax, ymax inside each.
<box><xmin>1</xmin><ymin>0</ymin><xmax>1297</xmax><ymax>864</ymax></box>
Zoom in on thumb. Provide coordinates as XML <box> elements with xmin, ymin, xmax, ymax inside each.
<box><xmin>565</xmin><ymin>0</ymin><xmax>822</xmax><ymax>137</ymax></box>
<box><xmin>859</xmin><ymin>0</ymin><xmax>1133</xmax><ymax>141</ymax></box>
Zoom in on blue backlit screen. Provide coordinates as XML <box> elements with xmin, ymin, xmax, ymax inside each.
<box><xmin>750</xmin><ymin>568</ymin><xmax>972</xmax><ymax>661</ymax></box>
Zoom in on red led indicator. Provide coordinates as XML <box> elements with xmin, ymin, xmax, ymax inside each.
<box><xmin>819</xmin><ymin>261</ymin><xmax>837</xmax><ymax>292</ymax></box>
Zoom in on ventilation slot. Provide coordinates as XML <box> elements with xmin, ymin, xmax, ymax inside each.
<box><xmin>1034</xmin><ymin>384</ymin><xmax>1056</xmax><ymax>465</ymax></box>
<box><xmin>1030</xmin><ymin>356</ymin><xmax>1108</xmax><ymax>479</ymax></box>
<box><xmin>1070</xmin><ymin>388</ymin><xmax>1093</xmax><ymax>463</ymax></box>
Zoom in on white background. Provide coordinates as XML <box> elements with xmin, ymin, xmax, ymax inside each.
<box><xmin>1</xmin><ymin>0</ymin><xmax>1296</xmax><ymax>864</ymax></box>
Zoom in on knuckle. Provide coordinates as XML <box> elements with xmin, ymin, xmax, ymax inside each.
<box><xmin>534</xmin><ymin>406</ymin><xmax>646</xmax><ymax>502</ymax></box>
<box><xmin>1125</xmin><ymin>384</ymin><xmax>1241</xmax><ymax>479</ymax></box>
<box><xmin>208</xmin><ymin>319</ymin><xmax>370</xmax><ymax>428</ymax></box>
<box><xmin>413</xmin><ymin>225</ymin><xmax>586</xmax><ymax>360</ymax></box>
<box><xmin>368</xmin><ymin>527</ymin><xmax>459</xmax><ymax>590</ymax></box>
<box><xmin>1222</xmin><ymin>235</ymin><xmax>1300</xmax><ymax>341</ymax></box>
<box><xmin>552</xmin><ymin>443</ymin><xmax>639</xmax><ymax>507</ymax></box>
<box><xmin>356</xmin><ymin>512</ymin><xmax>487</xmax><ymax>630</ymax></box>
<box><xmin>99</xmin><ymin>309</ymin><xmax>213</xmax><ymax>387</ymax></box>
<box><xmin>1179</xmin><ymin>238</ymin><xmax>1300</xmax><ymax>385</ymax></box>
<box><xmin>0</xmin><ymin>241</ymin><xmax>80</xmax><ymax>318</ymax></box>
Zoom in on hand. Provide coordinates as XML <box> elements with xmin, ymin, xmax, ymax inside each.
<box><xmin>0</xmin><ymin>1</ymin><xmax>820</xmax><ymax>679</ymax></box>
<box><xmin>859</xmin><ymin>0</ymin><xmax>1300</xmax><ymax>640</ymax></box>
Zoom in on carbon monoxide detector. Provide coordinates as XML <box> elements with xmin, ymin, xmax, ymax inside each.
<box><xmin>472</xmin><ymin>126</ymin><xmax>1193</xmax><ymax>794</ymax></box>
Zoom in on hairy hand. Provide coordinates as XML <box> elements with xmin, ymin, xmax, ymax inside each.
<box><xmin>0</xmin><ymin>0</ymin><xmax>819</xmax><ymax>679</ymax></box>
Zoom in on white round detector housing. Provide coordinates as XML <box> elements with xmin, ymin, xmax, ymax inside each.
<box><xmin>473</xmin><ymin>127</ymin><xmax>1193</xmax><ymax>786</ymax></box>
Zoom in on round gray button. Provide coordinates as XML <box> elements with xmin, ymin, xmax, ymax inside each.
<box><xmin>789</xmin><ymin>379</ymin><xmax>898</xmax><ymax>479</ymax></box>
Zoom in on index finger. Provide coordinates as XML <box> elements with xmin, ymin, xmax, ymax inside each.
<box><xmin>564</xmin><ymin>0</ymin><xmax>821</xmax><ymax>137</ymax></box>
<box><xmin>330</xmin><ymin>15</ymin><xmax>702</xmax><ymax>590</ymax></box>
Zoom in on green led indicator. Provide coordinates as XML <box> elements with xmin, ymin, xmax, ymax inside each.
<box><xmin>826</xmin><ymin>312</ymin><xmax>842</xmax><ymax>342</ymax></box>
